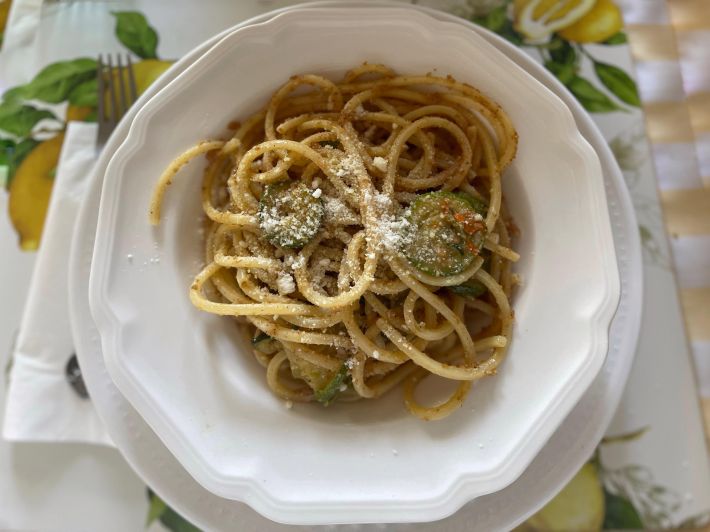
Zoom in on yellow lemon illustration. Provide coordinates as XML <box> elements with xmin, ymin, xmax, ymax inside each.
<box><xmin>131</xmin><ymin>59</ymin><xmax>173</xmax><ymax>93</ymax></box>
<box><xmin>558</xmin><ymin>0</ymin><xmax>623</xmax><ymax>43</ymax></box>
<box><xmin>105</xmin><ymin>58</ymin><xmax>173</xmax><ymax>108</ymax></box>
<box><xmin>514</xmin><ymin>0</ymin><xmax>596</xmax><ymax>41</ymax></box>
<box><xmin>8</xmin><ymin>133</ymin><xmax>65</xmax><ymax>251</ymax></box>
<box><xmin>0</xmin><ymin>0</ymin><xmax>11</xmax><ymax>34</ymax></box>
<box><xmin>65</xmin><ymin>105</ymin><xmax>94</xmax><ymax>122</ymax></box>
<box><xmin>523</xmin><ymin>462</ymin><xmax>605</xmax><ymax>531</ymax></box>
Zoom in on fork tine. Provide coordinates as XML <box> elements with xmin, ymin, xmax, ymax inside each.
<box><xmin>97</xmin><ymin>55</ymin><xmax>105</xmax><ymax>123</ymax></box>
<box><xmin>116</xmin><ymin>54</ymin><xmax>128</xmax><ymax>116</ymax></box>
<box><xmin>96</xmin><ymin>53</ymin><xmax>140</xmax><ymax>147</ymax></box>
<box><xmin>126</xmin><ymin>54</ymin><xmax>138</xmax><ymax>104</ymax></box>
<box><xmin>106</xmin><ymin>54</ymin><xmax>119</xmax><ymax>124</ymax></box>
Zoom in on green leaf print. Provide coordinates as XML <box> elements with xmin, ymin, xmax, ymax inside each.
<box><xmin>568</xmin><ymin>76</ymin><xmax>623</xmax><ymax>113</ymax></box>
<box><xmin>4</xmin><ymin>58</ymin><xmax>97</xmax><ymax>103</ymax></box>
<box><xmin>0</xmin><ymin>101</ymin><xmax>58</xmax><ymax>137</ymax></box>
<box><xmin>146</xmin><ymin>493</ymin><xmax>166</xmax><ymax>526</ymax></box>
<box><xmin>112</xmin><ymin>11</ymin><xmax>159</xmax><ymax>59</ymax></box>
<box><xmin>604</xmin><ymin>32</ymin><xmax>628</xmax><ymax>45</ymax></box>
<box><xmin>68</xmin><ymin>78</ymin><xmax>99</xmax><ymax>107</ymax></box>
<box><xmin>604</xmin><ymin>490</ymin><xmax>644</xmax><ymax>529</ymax></box>
<box><xmin>545</xmin><ymin>60</ymin><xmax>576</xmax><ymax>85</ymax></box>
<box><xmin>146</xmin><ymin>489</ymin><xmax>201</xmax><ymax>532</ymax></box>
<box><xmin>549</xmin><ymin>38</ymin><xmax>577</xmax><ymax>66</ymax></box>
<box><xmin>472</xmin><ymin>6</ymin><xmax>523</xmax><ymax>46</ymax></box>
<box><xmin>594</xmin><ymin>61</ymin><xmax>641</xmax><ymax>106</ymax></box>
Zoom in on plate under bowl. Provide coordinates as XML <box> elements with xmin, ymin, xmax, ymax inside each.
<box><xmin>89</xmin><ymin>6</ymin><xmax>620</xmax><ymax>525</ymax></box>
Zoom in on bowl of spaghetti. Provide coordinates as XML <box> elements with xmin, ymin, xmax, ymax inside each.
<box><xmin>149</xmin><ymin>65</ymin><xmax>519</xmax><ymax>421</ymax></box>
<box><xmin>89</xmin><ymin>6</ymin><xmax>620</xmax><ymax>524</ymax></box>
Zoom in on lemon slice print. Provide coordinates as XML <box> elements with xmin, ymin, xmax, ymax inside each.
<box><xmin>9</xmin><ymin>133</ymin><xmax>65</xmax><ymax>250</ymax></box>
<box><xmin>514</xmin><ymin>0</ymin><xmax>596</xmax><ymax>41</ymax></box>
<box><xmin>558</xmin><ymin>0</ymin><xmax>623</xmax><ymax>43</ymax></box>
<box><xmin>523</xmin><ymin>462</ymin><xmax>605</xmax><ymax>531</ymax></box>
<box><xmin>131</xmin><ymin>59</ymin><xmax>174</xmax><ymax>94</ymax></box>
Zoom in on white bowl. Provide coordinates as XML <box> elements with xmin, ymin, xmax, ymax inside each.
<box><xmin>89</xmin><ymin>6</ymin><xmax>620</xmax><ymax>525</ymax></box>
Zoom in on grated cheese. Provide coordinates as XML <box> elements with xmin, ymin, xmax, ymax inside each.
<box><xmin>363</xmin><ymin>190</ymin><xmax>413</xmax><ymax>253</ymax></box>
<box><xmin>290</xmin><ymin>255</ymin><xmax>305</xmax><ymax>270</ymax></box>
<box><xmin>323</xmin><ymin>196</ymin><xmax>359</xmax><ymax>225</ymax></box>
<box><xmin>333</xmin><ymin>153</ymin><xmax>361</xmax><ymax>178</ymax></box>
<box><xmin>258</xmin><ymin>182</ymin><xmax>323</xmax><ymax>248</ymax></box>
<box><xmin>276</xmin><ymin>272</ymin><xmax>296</xmax><ymax>295</ymax></box>
<box><xmin>372</xmin><ymin>156</ymin><xmax>388</xmax><ymax>172</ymax></box>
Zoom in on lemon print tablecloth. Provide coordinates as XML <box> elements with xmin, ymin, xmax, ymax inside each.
<box><xmin>0</xmin><ymin>0</ymin><xmax>708</xmax><ymax>530</ymax></box>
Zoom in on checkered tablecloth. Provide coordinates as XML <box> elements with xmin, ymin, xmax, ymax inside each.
<box><xmin>621</xmin><ymin>0</ymin><xmax>710</xmax><ymax>438</ymax></box>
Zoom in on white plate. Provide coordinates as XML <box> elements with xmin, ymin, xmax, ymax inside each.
<box><xmin>87</xmin><ymin>6</ymin><xmax>620</xmax><ymax>524</ymax></box>
<box><xmin>76</xmin><ymin>5</ymin><xmax>634</xmax><ymax>529</ymax></box>
<box><xmin>91</xmin><ymin>4</ymin><xmax>618</xmax><ymax>522</ymax></box>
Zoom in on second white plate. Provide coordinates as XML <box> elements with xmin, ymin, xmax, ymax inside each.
<box><xmin>71</xmin><ymin>3</ymin><xmax>641</xmax><ymax>530</ymax></box>
<box><xmin>87</xmin><ymin>6</ymin><xmax>619</xmax><ymax>523</ymax></box>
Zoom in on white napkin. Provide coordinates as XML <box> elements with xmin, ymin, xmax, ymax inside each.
<box><xmin>3</xmin><ymin>122</ymin><xmax>111</xmax><ymax>445</ymax></box>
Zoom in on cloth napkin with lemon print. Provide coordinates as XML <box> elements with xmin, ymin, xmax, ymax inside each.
<box><xmin>471</xmin><ymin>0</ymin><xmax>640</xmax><ymax>112</ymax></box>
<box><xmin>0</xmin><ymin>11</ymin><xmax>171</xmax><ymax>250</ymax></box>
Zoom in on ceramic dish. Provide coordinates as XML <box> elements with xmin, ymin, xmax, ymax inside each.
<box><xmin>88</xmin><ymin>6</ymin><xmax>619</xmax><ymax>525</ymax></box>
<box><xmin>70</xmin><ymin>3</ymin><xmax>641</xmax><ymax>529</ymax></box>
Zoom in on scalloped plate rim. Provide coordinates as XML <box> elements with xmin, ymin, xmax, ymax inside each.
<box><xmin>88</xmin><ymin>6</ymin><xmax>620</xmax><ymax>524</ymax></box>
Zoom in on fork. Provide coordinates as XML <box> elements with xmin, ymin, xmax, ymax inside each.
<box><xmin>97</xmin><ymin>53</ymin><xmax>138</xmax><ymax>147</ymax></box>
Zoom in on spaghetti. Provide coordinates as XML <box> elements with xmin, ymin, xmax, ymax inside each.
<box><xmin>150</xmin><ymin>64</ymin><xmax>520</xmax><ymax>420</ymax></box>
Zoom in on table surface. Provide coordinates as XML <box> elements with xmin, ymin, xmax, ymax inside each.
<box><xmin>0</xmin><ymin>0</ymin><xmax>708</xmax><ymax>530</ymax></box>
<box><xmin>621</xmin><ymin>0</ymin><xmax>710</xmax><ymax>441</ymax></box>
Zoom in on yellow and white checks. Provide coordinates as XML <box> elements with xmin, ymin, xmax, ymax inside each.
<box><xmin>622</xmin><ymin>0</ymin><xmax>710</xmax><ymax>437</ymax></box>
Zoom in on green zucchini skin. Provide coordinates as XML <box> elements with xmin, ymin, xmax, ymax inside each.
<box><xmin>258</xmin><ymin>181</ymin><xmax>324</xmax><ymax>248</ymax></box>
<box><xmin>400</xmin><ymin>191</ymin><xmax>486</xmax><ymax>277</ymax></box>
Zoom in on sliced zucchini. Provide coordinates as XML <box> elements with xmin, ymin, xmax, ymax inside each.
<box><xmin>258</xmin><ymin>181</ymin><xmax>324</xmax><ymax>248</ymax></box>
<box><xmin>289</xmin><ymin>354</ymin><xmax>332</xmax><ymax>391</ymax></box>
<box><xmin>314</xmin><ymin>363</ymin><xmax>350</xmax><ymax>406</ymax></box>
<box><xmin>251</xmin><ymin>332</ymin><xmax>271</xmax><ymax>345</ymax></box>
<box><xmin>448</xmin><ymin>279</ymin><xmax>487</xmax><ymax>299</ymax></box>
<box><xmin>458</xmin><ymin>193</ymin><xmax>488</xmax><ymax>217</ymax></box>
<box><xmin>252</xmin><ymin>332</ymin><xmax>278</xmax><ymax>355</ymax></box>
<box><xmin>318</xmin><ymin>140</ymin><xmax>342</xmax><ymax>149</ymax></box>
<box><xmin>400</xmin><ymin>191</ymin><xmax>486</xmax><ymax>277</ymax></box>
